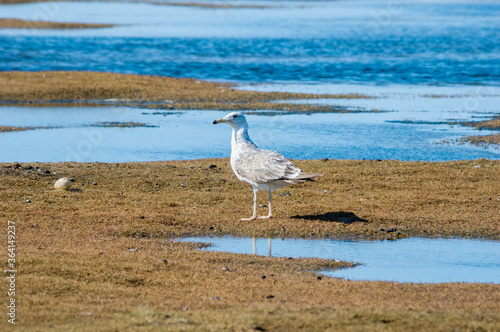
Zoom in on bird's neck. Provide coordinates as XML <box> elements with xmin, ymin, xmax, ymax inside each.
<box><xmin>231</xmin><ymin>125</ymin><xmax>254</xmax><ymax>149</ymax></box>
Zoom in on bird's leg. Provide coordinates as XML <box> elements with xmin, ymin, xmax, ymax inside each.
<box><xmin>241</xmin><ymin>189</ymin><xmax>257</xmax><ymax>221</ymax></box>
<box><xmin>259</xmin><ymin>190</ymin><xmax>272</xmax><ymax>219</ymax></box>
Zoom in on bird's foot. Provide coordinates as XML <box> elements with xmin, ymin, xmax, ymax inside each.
<box><xmin>258</xmin><ymin>215</ymin><xmax>272</xmax><ymax>219</ymax></box>
<box><xmin>240</xmin><ymin>216</ymin><xmax>256</xmax><ymax>221</ymax></box>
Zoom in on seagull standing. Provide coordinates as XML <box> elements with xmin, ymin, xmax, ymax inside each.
<box><xmin>213</xmin><ymin>112</ymin><xmax>320</xmax><ymax>220</ymax></box>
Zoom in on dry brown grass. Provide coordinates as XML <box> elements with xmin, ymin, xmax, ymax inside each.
<box><xmin>0</xmin><ymin>159</ymin><xmax>499</xmax><ymax>330</ymax></box>
<box><xmin>463</xmin><ymin>133</ymin><xmax>500</xmax><ymax>146</ymax></box>
<box><xmin>0</xmin><ymin>18</ymin><xmax>113</xmax><ymax>29</ymax></box>
<box><xmin>152</xmin><ymin>1</ymin><xmax>270</xmax><ymax>9</ymax></box>
<box><xmin>0</xmin><ymin>0</ymin><xmax>270</xmax><ymax>7</ymax></box>
<box><xmin>0</xmin><ymin>125</ymin><xmax>31</xmax><ymax>132</ymax></box>
<box><xmin>0</xmin><ymin>71</ymin><xmax>368</xmax><ymax>112</ymax></box>
<box><xmin>460</xmin><ymin>117</ymin><xmax>500</xmax><ymax>146</ymax></box>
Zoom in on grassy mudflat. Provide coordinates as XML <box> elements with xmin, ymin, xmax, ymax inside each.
<box><xmin>0</xmin><ymin>71</ymin><xmax>367</xmax><ymax>112</ymax></box>
<box><xmin>0</xmin><ymin>18</ymin><xmax>113</xmax><ymax>29</ymax></box>
<box><xmin>1</xmin><ymin>159</ymin><xmax>499</xmax><ymax>330</ymax></box>
<box><xmin>461</xmin><ymin>117</ymin><xmax>500</xmax><ymax>146</ymax></box>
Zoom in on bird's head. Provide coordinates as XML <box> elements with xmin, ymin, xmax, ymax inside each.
<box><xmin>212</xmin><ymin>112</ymin><xmax>248</xmax><ymax>128</ymax></box>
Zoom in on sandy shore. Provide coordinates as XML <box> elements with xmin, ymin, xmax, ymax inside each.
<box><xmin>1</xmin><ymin>159</ymin><xmax>499</xmax><ymax>330</ymax></box>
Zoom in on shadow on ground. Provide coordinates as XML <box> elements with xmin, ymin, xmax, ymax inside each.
<box><xmin>291</xmin><ymin>211</ymin><xmax>367</xmax><ymax>224</ymax></box>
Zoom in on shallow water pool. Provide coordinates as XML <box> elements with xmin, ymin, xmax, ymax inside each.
<box><xmin>178</xmin><ymin>236</ymin><xmax>500</xmax><ymax>284</ymax></box>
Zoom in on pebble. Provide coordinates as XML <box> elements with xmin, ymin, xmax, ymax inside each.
<box><xmin>278</xmin><ymin>193</ymin><xmax>291</xmax><ymax>197</ymax></box>
<box><xmin>317</xmin><ymin>276</ymin><xmax>322</xmax><ymax>280</ymax></box>
<box><xmin>162</xmin><ymin>259</ymin><xmax>168</xmax><ymax>264</ymax></box>
<box><xmin>259</xmin><ymin>204</ymin><xmax>267</xmax><ymax>208</ymax></box>
<box><xmin>260</xmin><ymin>274</ymin><xmax>266</xmax><ymax>279</ymax></box>
<box><xmin>207</xmin><ymin>164</ymin><xmax>217</xmax><ymax>169</ymax></box>
<box><xmin>92</xmin><ymin>182</ymin><xmax>97</xmax><ymax>185</ymax></box>
<box><xmin>266</xmin><ymin>295</ymin><xmax>274</xmax><ymax>299</ymax></box>
<box><xmin>181</xmin><ymin>307</ymin><xmax>189</xmax><ymax>311</ymax></box>
<box><xmin>222</xmin><ymin>267</ymin><xmax>229</xmax><ymax>271</ymax></box>
<box><xmin>209</xmin><ymin>297</ymin><xmax>220</xmax><ymax>301</ymax></box>
<box><xmin>181</xmin><ymin>184</ymin><xmax>186</xmax><ymax>188</ymax></box>
<box><xmin>26</xmin><ymin>199</ymin><xmax>31</xmax><ymax>203</ymax></box>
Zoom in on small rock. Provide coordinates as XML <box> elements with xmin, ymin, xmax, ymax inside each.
<box><xmin>30</xmin><ymin>224</ymin><xmax>38</xmax><ymax>228</ymax></box>
<box><xmin>279</xmin><ymin>193</ymin><xmax>291</xmax><ymax>197</ymax></box>
<box><xmin>222</xmin><ymin>267</ymin><xmax>229</xmax><ymax>271</ymax></box>
<box><xmin>209</xmin><ymin>226</ymin><xmax>215</xmax><ymax>230</ymax></box>
<box><xmin>322</xmin><ymin>158</ymin><xmax>329</xmax><ymax>162</ymax></box>
<box><xmin>386</xmin><ymin>228</ymin><xmax>397</xmax><ymax>233</ymax></box>
<box><xmin>254</xmin><ymin>326</ymin><xmax>266</xmax><ymax>331</ymax></box>
<box><xmin>162</xmin><ymin>259</ymin><xmax>168</xmax><ymax>264</ymax></box>
<box><xmin>99</xmin><ymin>251</ymin><xmax>104</xmax><ymax>255</ymax></box>
<box><xmin>259</xmin><ymin>204</ymin><xmax>267</xmax><ymax>208</ymax></box>
<box><xmin>260</xmin><ymin>274</ymin><xmax>266</xmax><ymax>279</ymax></box>
<box><xmin>139</xmin><ymin>216</ymin><xmax>145</xmax><ymax>219</ymax></box>
<box><xmin>92</xmin><ymin>182</ymin><xmax>97</xmax><ymax>185</ymax></box>
<box><xmin>379</xmin><ymin>228</ymin><xmax>385</xmax><ymax>232</ymax></box>
<box><xmin>266</xmin><ymin>295</ymin><xmax>274</xmax><ymax>299</ymax></box>
<box><xmin>190</xmin><ymin>166</ymin><xmax>194</xmax><ymax>169</ymax></box>
<box><xmin>206</xmin><ymin>188</ymin><xmax>211</xmax><ymax>192</ymax></box>
<box><xmin>317</xmin><ymin>276</ymin><xmax>322</xmax><ymax>280</ymax></box>
<box><xmin>181</xmin><ymin>306</ymin><xmax>189</xmax><ymax>311</ymax></box>
<box><xmin>127</xmin><ymin>248</ymin><xmax>138</xmax><ymax>252</ymax></box>
<box><xmin>209</xmin><ymin>297</ymin><xmax>220</xmax><ymax>301</ymax></box>
<box><xmin>26</xmin><ymin>199</ymin><xmax>31</xmax><ymax>203</ymax></box>
<box><xmin>54</xmin><ymin>177</ymin><xmax>74</xmax><ymax>191</ymax></box>
<box><xmin>181</xmin><ymin>184</ymin><xmax>186</xmax><ymax>188</ymax></box>
<box><xmin>207</xmin><ymin>164</ymin><xmax>217</xmax><ymax>169</ymax></box>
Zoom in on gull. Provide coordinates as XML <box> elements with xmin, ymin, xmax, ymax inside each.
<box><xmin>213</xmin><ymin>112</ymin><xmax>320</xmax><ymax>220</ymax></box>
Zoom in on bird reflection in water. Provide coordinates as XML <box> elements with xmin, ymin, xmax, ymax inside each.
<box><xmin>252</xmin><ymin>237</ymin><xmax>272</xmax><ymax>257</ymax></box>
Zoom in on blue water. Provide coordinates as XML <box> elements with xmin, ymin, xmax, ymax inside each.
<box><xmin>0</xmin><ymin>0</ymin><xmax>499</xmax><ymax>85</ymax></box>
<box><xmin>1</xmin><ymin>108</ymin><xmax>499</xmax><ymax>162</ymax></box>
<box><xmin>178</xmin><ymin>236</ymin><xmax>500</xmax><ymax>283</ymax></box>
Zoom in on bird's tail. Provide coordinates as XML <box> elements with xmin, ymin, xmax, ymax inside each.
<box><xmin>286</xmin><ymin>172</ymin><xmax>321</xmax><ymax>184</ymax></box>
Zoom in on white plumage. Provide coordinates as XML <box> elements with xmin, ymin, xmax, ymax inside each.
<box><xmin>213</xmin><ymin>112</ymin><xmax>320</xmax><ymax>220</ymax></box>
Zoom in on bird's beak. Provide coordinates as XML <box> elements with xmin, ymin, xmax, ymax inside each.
<box><xmin>212</xmin><ymin>118</ymin><xmax>225</xmax><ymax>125</ymax></box>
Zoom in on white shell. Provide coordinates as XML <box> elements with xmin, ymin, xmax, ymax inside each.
<box><xmin>54</xmin><ymin>177</ymin><xmax>73</xmax><ymax>191</ymax></box>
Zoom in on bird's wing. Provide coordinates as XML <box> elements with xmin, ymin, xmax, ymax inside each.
<box><xmin>234</xmin><ymin>148</ymin><xmax>301</xmax><ymax>184</ymax></box>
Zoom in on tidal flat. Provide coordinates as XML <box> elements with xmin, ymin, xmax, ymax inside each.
<box><xmin>0</xmin><ymin>159</ymin><xmax>499</xmax><ymax>330</ymax></box>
